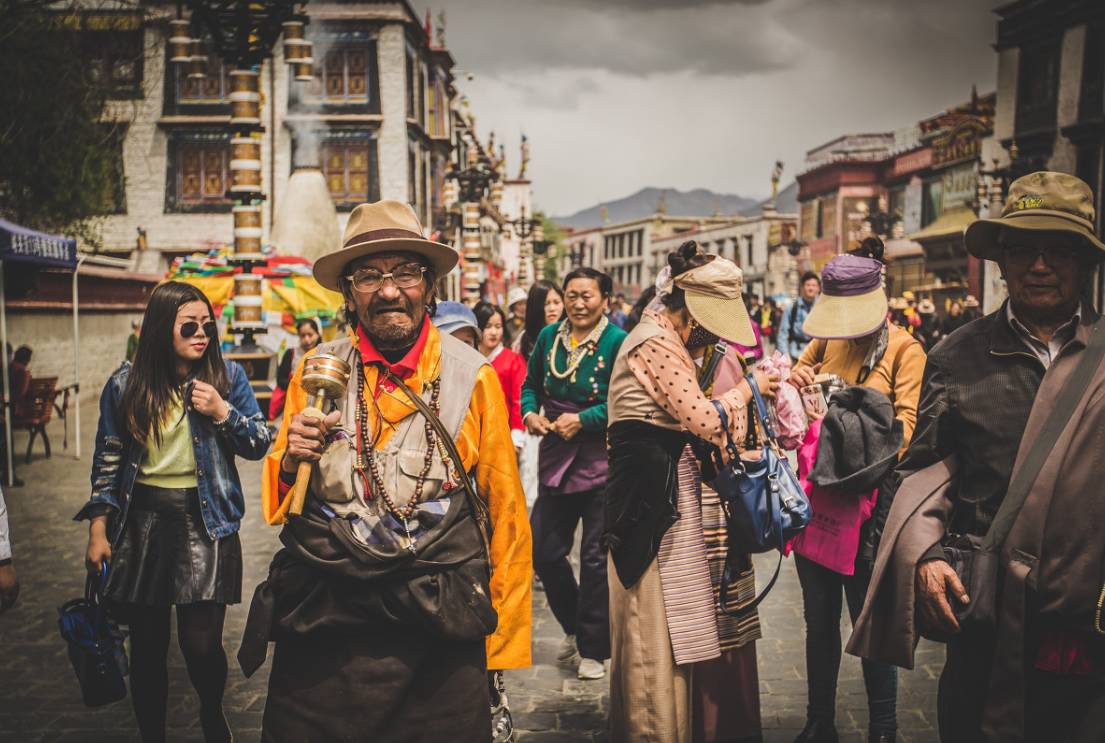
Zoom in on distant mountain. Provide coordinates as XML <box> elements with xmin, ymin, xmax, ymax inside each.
<box><xmin>552</xmin><ymin>183</ymin><xmax>797</xmax><ymax>230</ymax></box>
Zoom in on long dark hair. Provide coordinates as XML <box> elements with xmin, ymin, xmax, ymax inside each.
<box><xmin>521</xmin><ymin>280</ymin><xmax>564</xmax><ymax>360</ymax></box>
<box><xmin>122</xmin><ymin>281</ymin><xmax>229</xmax><ymax>445</ymax></box>
<box><xmin>661</xmin><ymin>241</ymin><xmax>713</xmax><ymax>311</ymax></box>
<box><xmin>473</xmin><ymin>300</ymin><xmax>510</xmax><ymax>346</ymax></box>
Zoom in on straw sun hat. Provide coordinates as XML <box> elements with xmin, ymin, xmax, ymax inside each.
<box><xmin>313</xmin><ymin>200</ymin><xmax>459</xmax><ymax>291</ymax></box>
<box><xmin>670</xmin><ymin>256</ymin><xmax>756</xmax><ymax>346</ymax></box>
<box><xmin>802</xmin><ymin>255</ymin><xmax>887</xmax><ymax>340</ymax></box>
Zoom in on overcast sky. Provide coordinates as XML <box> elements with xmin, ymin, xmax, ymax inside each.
<box><xmin>421</xmin><ymin>0</ymin><xmax>1000</xmax><ymax>217</ymax></box>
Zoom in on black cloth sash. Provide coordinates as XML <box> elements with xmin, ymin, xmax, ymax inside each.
<box><xmin>603</xmin><ymin>420</ymin><xmax>690</xmax><ymax>590</ymax></box>
<box><xmin>239</xmin><ymin>495</ymin><xmax>496</xmax><ymax>678</ymax></box>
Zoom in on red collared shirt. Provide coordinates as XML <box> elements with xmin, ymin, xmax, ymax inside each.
<box><xmin>356</xmin><ymin>315</ymin><xmax>431</xmax><ymax>394</ymax></box>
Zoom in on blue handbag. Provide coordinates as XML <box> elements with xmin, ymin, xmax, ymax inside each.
<box><xmin>712</xmin><ymin>372</ymin><xmax>811</xmax><ymax>615</ymax></box>
<box><xmin>58</xmin><ymin>562</ymin><xmax>129</xmax><ymax>707</ymax></box>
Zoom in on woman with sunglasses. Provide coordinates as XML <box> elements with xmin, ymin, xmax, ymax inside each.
<box><xmin>76</xmin><ymin>281</ymin><xmax>272</xmax><ymax>743</ymax></box>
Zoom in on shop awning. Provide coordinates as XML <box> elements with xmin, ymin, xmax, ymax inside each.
<box><xmin>0</xmin><ymin>218</ymin><xmax>77</xmax><ymax>269</ymax></box>
<box><xmin>908</xmin><ymin>206</ymin><xmax>978</xmax><ymax>243</ymax></box>
<box><xmin>884</xmin><ymin>238</ymin><xmax>924</xmax><ymax>260</ymax></box>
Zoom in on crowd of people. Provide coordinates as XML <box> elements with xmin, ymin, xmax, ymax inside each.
<box><xmin>0</xmin><ymin>172</ymin><xmax>1100</xmax><ymax>743</ymax></box>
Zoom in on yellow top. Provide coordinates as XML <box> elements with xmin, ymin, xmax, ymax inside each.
<box><xmin>796</xmin><ymin>321</ymin><xmax>927</xmax><ymax>447</ymax></box>
<box><xmin>262</xmin><ymin>323</ymin><xmax>534</xmax><ymax>671</ymax></box>
<box><xmin>136</xmin><ymin>397</ymin><xmax>199</xmax><ymax>488</ymax></box>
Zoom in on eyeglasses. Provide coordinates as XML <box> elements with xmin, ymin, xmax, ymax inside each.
<box><xmin>1002</xmin><ymin>242</ymin><xmax>1082</xmax><ymax>265</ymax></box>
<box><xmin>179</xmin><ymin>320</ymin><xmax>217</xmax><ymax>339</ymax></box>
<box><xmin>344</xmin><ymin>264</ymin><xmax>426</xmax><ymax>293</ymax></box>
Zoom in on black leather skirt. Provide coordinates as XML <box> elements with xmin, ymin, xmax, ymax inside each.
<box><xmin>106</xmin><ymin>483</ymin><xmax>242</xmax><ymax>607</ymax></box>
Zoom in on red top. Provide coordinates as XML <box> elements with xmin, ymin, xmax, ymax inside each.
<box><xmin>489</xmin><ymin>345</ymin><xmax>526</xmax><ymax>432</ymax></box>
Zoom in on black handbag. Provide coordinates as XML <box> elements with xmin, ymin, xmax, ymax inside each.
<box><xmin>940</xmin><ymin>319</ymin><xmax>1105</xmax><ymax>636</ymax></box>
<box><xmin>712</xmin><ymin>372</ymin><xmax>811</xmax><ymax>616</ymax></box>
<box><xmin>57</xmin><ymin>563</ymin><xmax>129</xmax><ymax>707</ymax></box>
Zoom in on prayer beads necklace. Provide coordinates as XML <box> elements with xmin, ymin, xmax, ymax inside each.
<box><xmin>354</xmin><ymin>359</ymin><xmax>442</xmax><ymax>524</ymax></box>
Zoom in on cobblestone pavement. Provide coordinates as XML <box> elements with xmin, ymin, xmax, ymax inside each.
<box><xmin>0</xmin><ymin>402</ymin><xmax>942</xmax><ymax>742</ymax></box>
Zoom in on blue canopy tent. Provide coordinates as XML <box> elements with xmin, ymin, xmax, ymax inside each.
<box><xmin>0</xmin><ymin>219</ymin><xmax>81</xmax><ymax>486</ymax></box>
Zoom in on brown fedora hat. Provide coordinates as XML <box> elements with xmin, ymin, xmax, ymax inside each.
<box><xmin>313</xmin><ymin>200</ymin><xmax>459</xmax><ymax>291</ymax></box>
<box><xmin>964</xmin><ymin>171</ymin><xmax>1105</xmax><ymax>261</ymax></box>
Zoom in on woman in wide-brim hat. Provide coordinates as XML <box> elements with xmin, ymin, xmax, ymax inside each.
<box><xmin>605</xmin><ymin>242</ymin><xmax>779</xmax><ymax>742</ymax></box>
<box><xmin>786</xmin><ymin>248</ymin><xmax>927</xmax><ymax>743</ymax></box>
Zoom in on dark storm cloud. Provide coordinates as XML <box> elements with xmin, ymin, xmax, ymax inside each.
<box><xmin>440</xmin><ymin>0</ymin><xmax>797</xmax><ymax>77</ymax></box>
<box><xmin>429</xmin><ymin>0</ymin><xmax>1000</xmax><ymax>214</ymax></box>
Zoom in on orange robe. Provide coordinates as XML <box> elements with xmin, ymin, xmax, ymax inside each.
<box><xmin>262</xmin><ymin>324</ymin><xmax>533</xmax><ymax>670</ymax></box>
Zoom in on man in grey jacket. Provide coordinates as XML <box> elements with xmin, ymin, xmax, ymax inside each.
<box><xmin>855</xmin><ymin>172</ymin><xmax>1105</xmax><ymax>743</ymax></box>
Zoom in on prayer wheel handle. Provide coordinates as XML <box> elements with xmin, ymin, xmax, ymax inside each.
<box><xmin>288</xmin><ymin>353</ymin><xmax>351</xmax><ymax>516</ymax></box>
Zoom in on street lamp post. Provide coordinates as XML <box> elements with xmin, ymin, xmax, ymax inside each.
<box><xmin>448</xmin><ymin>147</ymin><xmax>495</xmax><ymax>304</ymax></box>
<box><xmin>506</xmin><ymin>206</ymin><xmax>540</xmax><ymax>289</ymax></box>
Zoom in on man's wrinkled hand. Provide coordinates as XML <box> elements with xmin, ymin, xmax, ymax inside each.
<box><xmin>916</xmin><ymin>559</ymin><xmax>969</xmax><ymax>636</ymax></box>
<box><xmin>282</xmin><ymin>410</ymin><xmax>341</xmax><ymax>472</ymax></box>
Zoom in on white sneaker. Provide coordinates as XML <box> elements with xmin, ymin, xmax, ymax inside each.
<box><xmin>577</xmin><ymin>657</ymin><xmax>605</xmax><ymax>680</ymax></box>
<box><xmin>557</xmin><ymin>634</ymin><xmax>579</xmax><ymax>663</ymax></box>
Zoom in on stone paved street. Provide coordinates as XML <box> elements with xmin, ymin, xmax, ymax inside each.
<box><xmin>0</xmin><ymin>402</ymin><xmax>942</xmax><ymax>742</ymax></box>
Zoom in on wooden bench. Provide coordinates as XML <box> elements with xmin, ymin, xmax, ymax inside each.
<box><xmin>15</xmin><ymin>376</ymin><xmax>59</xmax><ymax>463</ymax></box>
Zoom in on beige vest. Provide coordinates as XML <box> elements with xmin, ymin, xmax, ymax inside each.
<box><xmin>308</xmin><ymin>332</ymin><xmax>488</xmax><ymax>548</ymax></box>
<box><xmin>608</xmin><ymin>313</ymin><xmax>681</xmax><ymax>430</ymax></box>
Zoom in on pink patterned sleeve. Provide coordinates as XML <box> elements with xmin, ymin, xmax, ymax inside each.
<box><xmin>627</xmin><ymin>334</ymin><xmax>748</xmax><ymax>447</ymax></box>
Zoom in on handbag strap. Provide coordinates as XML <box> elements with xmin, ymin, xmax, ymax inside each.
<box><xmin>382</xmin><ymin>369</ymin><xmax>493</xmax><ymax>560</ymax></box>
<box><xmin>744</xmin><ymin>371</ymin><xmax>779</xmax><ymax>441</ymax></box>
<box><xmin>981</xmin><ymin>318</ymin><xmax>1105</xmax><ymax>551</ymax></box>
<box><xmin>718</xmin><ymin>470</ymin><xmax>787</xmax><ymax>617</ymax></box>
<box><xmin>720</xmin><ymin>551</ymin><xmax>783</xmax><ymax>617</ymax></box>
<box><xmin>697</xmin><ymin>340</ymin><xmax>729</xmax><ymax>392</ymax></box>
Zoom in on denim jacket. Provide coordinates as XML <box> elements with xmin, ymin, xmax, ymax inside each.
<box><xmin>75</xmin><ymin>360</ymin><xmax>272</xmax><ymax>543</ymax></box>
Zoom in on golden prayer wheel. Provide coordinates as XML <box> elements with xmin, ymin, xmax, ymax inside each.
<box><xmin>233</xmin><ymin>295</ymin><xmax>264</xmax><ymax>326</ymax></box>
<box><xmin>233</xmin><ymin>272</ymin><xmax>263</xmax><ymax>297</ymax></box>
<box><xmin>233</xmin><ymin>204</ymin><xmax>262</xmax><ymax>229</ymax></box>
<box><xmin>282</xmin><ymin>20</ymin><xmax>306</xmax><ymax>42</ymax></box>
<box><xmin>229</xmin><ymin>158</ymin><xmax>262</xmax><ymax>193</ymax></box>
<box><xmin>169</xmin><ymin>20</ymin><xmax>192</xmax><ymax>64</ymax></box>
<box><xmin>289</xmin><ymin>353</ymin><xmax>352</xmax><ymax>516</ymax></box>
<box><xmin>293</xmin><ymin>60</ymin><xmax>314</xmax><ymax>82</ymax></box>
<box><xmin>284</xmin><ymin>38</ymin><xmax>309</xmax><ymax>62</ymax></box>
<box><xmin>231</xmin><ymin>136</ymin><xmax>261</xmax><ymax>163</ymax></box>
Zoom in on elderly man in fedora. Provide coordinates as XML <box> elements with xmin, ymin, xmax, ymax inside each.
<box><xmin>849</xmin><ymin>172</ymin><xmax>1105</xmax><ymax>743</ymax></box>
<box><xmin>239</xmin><ymin>200</ymin><xmax>532</xmax><ymax>741</ymax></box>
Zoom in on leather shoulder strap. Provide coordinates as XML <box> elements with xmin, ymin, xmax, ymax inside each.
<box><xmin>983</xmin><ymin>319</ymin><xmax>1105</xmax><ymax>550</ymax></box>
